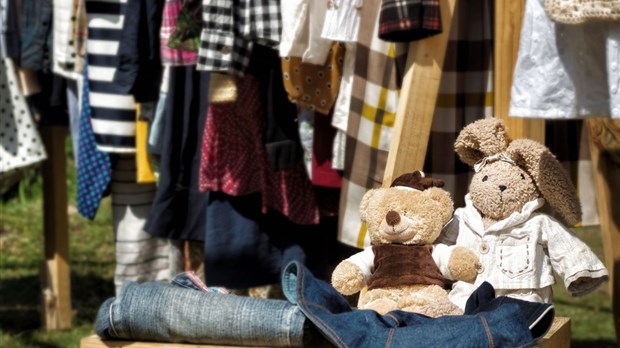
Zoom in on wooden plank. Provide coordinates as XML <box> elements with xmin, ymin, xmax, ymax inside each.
<box><xmin>80</xmin><ymin>336</ymin><xmax>258</xmax><ymax>348</ymax></box>
<box><xmin>40</xmin><ymin>126</ymin><xmax>73</xmax><ymax>330</ymax></box>
<box><xmin>382</xmin><ymin>0</ymin><xmax>457</xmax><ymax>187</ymax></box>
<box><xmin>586</xmin><ymin>119</ymin><xmax>620</xmax><ymax>340</ymax></box>
<box><xmin>541</xmin><ymin>317</ymin><xmax>571</xmax><ymax>348</ymax></box>
<box><xmin>494</xmin><ymin>0</ymin><xmax>545</xmax><ymax>143</ymax></box>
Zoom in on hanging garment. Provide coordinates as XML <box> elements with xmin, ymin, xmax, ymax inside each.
<box><xmin>111</xmin><ymin>155</ymin><xmax>170</xmax><ymax>294</ymax></box>
<box><xmin>114</xmin><ymin>0</ymin><xmax>163</xmax><ymax>102</ymax></box>
<box><xmin>0</xmin><ymin>0</ymin><xmax>21</xmax><ymax>60</ymax></box>
<box><xmin>160</xmin><ymin>0</ymin><xmax>198</xmax><ymax>66</ymax></box>
<box><xmin>203</xmin><ymin>191</ymin><xmax>335</xmax><ymax>288</ymax></box>
<box><xmin>247</xmin><ymin>44</ymin><xmax>304</xmax><ymax>172</ymax></box>
<box><xmin>509</xmin><ymin>0</ymin><xmax>620</xmax><ymax>119</ymax></box>
<box><xmin>311</xmin><ymin>111</ymin><xmax>342</xmax><ymax>189</ymax></box>
<box><xmin>66</xmin><ymin>79</ymin><xmax>81</xmax><ymax>163</ymax></box>
<box><xmin>330</xmin><ymin>42</ymin><xmax>356</xmax><ymax>170</ymax></box>
<box><xmin>144</xmin><ymin>66</ymin><xmax>210</xmax><ymax>242</ymax></box>
<box><xmin>279</xmin><ymin>0</ymin><xmax>331</xmax><ymax>64</ymax></box>
<box><xmin>545</xmin><ymin>120</ymin><xmax>599</xmax><ymax>225</ymax></box>
<box><xmin>19</xmin><ymin>0</ymin><xmax>53</xmax><ymax>71</ymax></box>
<box><xmin>378</xmin><ymin>0</ymin><xmax>443</xmax><ymax>42</ymax></box>
<box><xmin>135</xmin><ymin>103</ymin><xmax>155</xmax><ymax>183</ymax></box>
<box><xmin>281</xmin><ymin>42</ymin><xmax>345</xmax><ymax>115</ymax></box>
<box><xmin>0</xmin><ymin>58</ymin><xmax>47</xmax><ymax>191</ymax></box>
<box><xmin>76</xmin><ymin>61</ymin><xmax>112</xmax><ymax>220</ymax></box>
<box><xmin>197</xmin><ymin>0</ymin><xmax>281</xmax><ymax>75</ymax></box>
<box><xmin>423</xmin><ymin>0</ymin><xmax>493</xmax><ymax>209</ymax></box>
<box><xmin>337</xmin><ymin>0</ymin><xmax>407</xmax><ymax>248</ymax></box>
<box><xmin>199</xmin><ymin>75</ymin><xmax>320</xmax><ymax>226</ymax></box>
<box><xmin>321</xmin><ymin>0</ymin><xmax>362</xmax><ymax>42</ymax></box>
<box><xmin>52</xmin><ymin>0</ymin><xmax>80</xmax><ymax>80</ymax></box>
<box><xmin>85</xmin><ymin>0</ymin><xmax>137</xmax><ymax>153</ymax></box>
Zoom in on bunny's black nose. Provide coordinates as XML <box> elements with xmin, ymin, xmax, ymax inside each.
<box><xmin>499</xmin><ymin>185</ymin><xmax>507</xmax><ymax>192</ymax></box>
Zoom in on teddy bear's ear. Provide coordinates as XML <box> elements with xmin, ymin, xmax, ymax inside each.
<box><xmin>507</xmin><ymin>139</ymin><xmax>582</xmax><ymax>226</ymax></box>
<box><xmin>455</xmin><ymin>118</ymin><xmax>511</xmax><ymax>166</ymax></box>
<box><xmin>360</xmin><ymin>189</ymin><xmax>379</xmax><ymax>223</ymax></box>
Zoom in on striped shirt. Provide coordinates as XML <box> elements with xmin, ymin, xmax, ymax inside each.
<box><xmin>86</xmin><ymin>0</ymin><xmax>137</xmax><ymax>153</ymax></box>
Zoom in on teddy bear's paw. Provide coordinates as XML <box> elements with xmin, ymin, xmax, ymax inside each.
<box><xmin>331</xmin><ymin>261</ymin><xmax>365</xmax><ymax>295</ymax></box>
<box><xmin>363</xmin><ymin>298</ymin><xmax>398</xmax><ymax>315</ymax></box>
<box><xmin>449</xmin><ymin>247</ymin><xmax>481</xmax><ymax>283</ymax></box>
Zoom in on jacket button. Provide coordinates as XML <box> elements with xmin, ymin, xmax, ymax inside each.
<box><xmin>220</xmin><ymin>46</ymin><xmax>231</xmax><ymax>54</ymax></box>
<box><xmin>479</xmin><ymin>243</ymin><xmax>489</xmax><ymax>254</ymax></box>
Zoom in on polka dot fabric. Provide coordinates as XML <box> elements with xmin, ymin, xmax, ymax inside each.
<box><xmin>199</xmin><ymin>75</ymin><xmax>320</xmax><ymax>225</ymax></box>
<box><xmin>76</xmin><ymin>63</ymin><xmax>112</xmax><ymax>220</ymax></box>
<box><xmin>0</xmin><ymin>59</ymin><xmax>47</xmax><ymax>182</ymax></box>
<box><xmin>281</xmin><ymin>42</ymin><xmax>345</xmax><ymax>115</ymax></box>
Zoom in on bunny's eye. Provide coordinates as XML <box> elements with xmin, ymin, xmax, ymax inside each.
<box><xmin>482</xmin><ymin>175</ymin><xmax>488</xmax><ymax>182</ymax></box>
<box><xmin>520</xmin><ymin>173</ymin><xmax>525</xmax><ymax>180</ymax></box>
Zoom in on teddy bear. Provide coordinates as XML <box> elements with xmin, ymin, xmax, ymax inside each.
<box><xmin>331</xmin><ymin>171</ymin><xmax>482</xmax><ymax>317</ymax></box>
<box><xmin>436</xmin><ymin>118</ymin><xmax>609</xmax><ymax>310</ymax></box>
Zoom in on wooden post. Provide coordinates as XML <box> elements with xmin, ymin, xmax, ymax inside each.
<box><xmin>382</xmin><ymin>0</ymin><xmax>457</xmax><ymax>187</ymax></box>
<box><xmin>40</xmin><ymin>126</ymin><xmax>73</xmax><ymax>330</ymax></box>
<box><xmin>586</xmin><ymin>119</ymin><xmax>620</xmax><ymax>341</ymax></box>
<box><xmin>494</xmin><ymin>0</ymin><xmax>545</xmax><ymax>142</ymax></box>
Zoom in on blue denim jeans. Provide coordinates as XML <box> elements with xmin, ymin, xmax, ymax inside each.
<box><xmin>96</xmin><ymin>273</ymin><xmax>307</xmax><ymax>346</ymax></box>
<box><xmin>98</xmin><ymin>263</ymin><xmax>539</xmax><ymax>347</ymax></box>
<box><xmin>281</xmin><ymin>261</ymin><xmax>535</xmax><ymax>348</ymax></box>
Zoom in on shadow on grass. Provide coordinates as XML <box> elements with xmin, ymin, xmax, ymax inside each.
<box><xmin>0</xmin><ymin>273</ymin><xmax>114</xmax><ymax>333</ymax></box>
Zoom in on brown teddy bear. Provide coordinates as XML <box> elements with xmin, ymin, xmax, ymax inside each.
<box><xmin>331</xmin><ymin>171</ymin><xmax>481</xmax><ymax>317</ymax></box>
<box><xmin>437</xmin><ymin>118</ymin><xmax>609</xmax><ymax>309</ymax></box>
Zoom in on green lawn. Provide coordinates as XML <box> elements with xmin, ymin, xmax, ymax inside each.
<box><xmin>0</xmin><ymin>140</ymin><xmax>617</xmax><ymax>347</ymax></box>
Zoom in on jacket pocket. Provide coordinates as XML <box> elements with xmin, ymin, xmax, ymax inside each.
<box><xmin>497</xmin><ymin>234</ymin><xmax>534</xmax><ymax>278</ymax></box>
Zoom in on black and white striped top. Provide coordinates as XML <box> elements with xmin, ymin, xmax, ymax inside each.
<box><xmin>86</xmin><ymin>0</ymin><xmax>136</xmax><ymax>153</ymax></box>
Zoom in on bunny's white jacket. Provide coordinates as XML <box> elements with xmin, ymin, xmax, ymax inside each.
<box><xmin>436</xmin><ymin>194</ymin><xmax>608</xmax><ymax>310</ymax></box>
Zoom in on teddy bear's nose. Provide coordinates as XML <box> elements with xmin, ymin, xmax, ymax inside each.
<box><xmin>499</xmin><ymin>185</ymin><xmax>507</xmax><ymax>192</ymax></box>
<box><xmin>386</xmin><ymin>210</ymin><xmax>400</xmax><ymax>226</ymax></box>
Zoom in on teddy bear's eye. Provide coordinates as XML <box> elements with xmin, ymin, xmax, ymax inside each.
<box><xmin>520</xmin><ymin>173</ymin><xmax>525</xmax><ymax>180</ymax></box>
<box><xmin>482</xmin><ymin>175</ymin><xmax>488</xmax><ymax>182</ymax></box>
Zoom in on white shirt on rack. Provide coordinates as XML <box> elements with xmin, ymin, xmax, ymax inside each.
<box><xmin>509</xmin><ymin>0</ymin><xmax>620</xmax><ymax>119</ymax></box>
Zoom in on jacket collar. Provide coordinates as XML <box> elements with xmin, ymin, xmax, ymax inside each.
<box><xmin>462</xmin><ymin>194</ymin><xmax>545</xmax><ymax>235</ymax></box>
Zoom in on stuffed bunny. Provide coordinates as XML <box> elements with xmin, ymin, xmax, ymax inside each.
<box><xmin>436</xmin><ymin>118</ymin><xmax>609</xmax><ymax>309</ymax></box>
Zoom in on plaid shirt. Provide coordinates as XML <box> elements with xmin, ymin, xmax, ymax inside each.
<box><xmin>378</xmin><ymin>0</ymin><xmax>442</xmax><ymax>42</ymax></box>
<box><xmin>338</xmin><ymin>0</ymin><xmax>494</xmax><ymax>248</ymax></box>
<box><xmin>338</xmin><ymin>0</ymin><xmax>408</xmax><ymax>248</ymax></box>
<box><xmin>197</xmin><ymin>0</ymin><xmax>281</xmax><ymax>75</ymax></box>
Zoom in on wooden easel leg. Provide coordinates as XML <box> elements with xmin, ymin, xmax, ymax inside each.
<box><xmin>40</xmin><ymin>126</ymin><xmax>73</xmax><ymax>330</ymax></box>
<box><xmin>587</xmin><ymin>119</ymin><xmax>620</xmax><ymax>341</ymax></box>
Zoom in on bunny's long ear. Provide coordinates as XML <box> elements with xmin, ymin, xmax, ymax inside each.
<box><xmin>455</xmin><ymin>118</ymin><xmax>511</xmax><ymax>166</ymax></box>
<box><xmin>507</xmin><ymin>139</ymin><xmax>582</xmax><ymax>226</ymax></box>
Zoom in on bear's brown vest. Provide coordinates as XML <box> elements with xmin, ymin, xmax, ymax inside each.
<box><xmin>368</xmin><ymin>244</ymin><xmax>445</xmax><ymax>290</ymax></box>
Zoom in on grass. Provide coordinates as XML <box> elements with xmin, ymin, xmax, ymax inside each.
<box><xmin>0</xmin><ymin>138</ymin><xmax>617</xmax><ymax>347</ymax></box>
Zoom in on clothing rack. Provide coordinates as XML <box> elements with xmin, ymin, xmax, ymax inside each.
<box><xmin>34</xmin><ymin>0</ymin><xmax>616</xmax><ymax>343</ymax></box>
